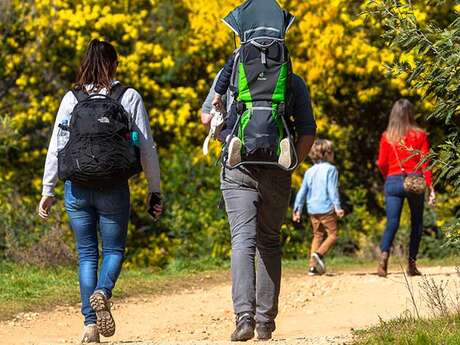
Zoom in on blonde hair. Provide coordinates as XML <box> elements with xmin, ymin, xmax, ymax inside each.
<box><xmin>309</xmin><ymin>139</ymin><xmax>334</xmax><ymax>163</ymax></box>
<box><xmin>386</xmin><ymin>98</ymin><xmax>420</xmax><ymax>143</ymax></box>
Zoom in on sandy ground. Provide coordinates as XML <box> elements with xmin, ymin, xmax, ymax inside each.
<box><xmin>1</xmin><ymin>266</ymin><xmax>459</xmax><ymax>345</ymax></box>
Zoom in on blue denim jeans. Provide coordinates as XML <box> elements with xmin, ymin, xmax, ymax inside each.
<box><xmin>380</xmin><ymin>175</ymin><xmax>424</xmax><ymax>261</ymax></box>
<box><xmin>64</xmin><ymin>181</ymin><xmax>130</xmax><ymax>326</ymax></box>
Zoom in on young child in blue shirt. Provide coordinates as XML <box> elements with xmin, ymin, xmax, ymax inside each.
<box><xmin>293</xmin><ymin>139</ymin><xmax>344</xmax><ymax>276</ymax></box>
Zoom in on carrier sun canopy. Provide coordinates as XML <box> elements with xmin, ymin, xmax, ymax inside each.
<box><xmin>223</xmin><ymin>0</ymin><xmax>295</xmax><ymax>43</ymax></box>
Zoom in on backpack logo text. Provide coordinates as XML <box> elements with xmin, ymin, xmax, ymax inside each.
<box><xmin>98</xmin><ymin>117</ymin><xmax>110</xmax><ymax>124</ymax></box>
<box><xmin>257</xmin><ymin>72</ymin><xmax>267</xmax><ymax>81</ymax></box>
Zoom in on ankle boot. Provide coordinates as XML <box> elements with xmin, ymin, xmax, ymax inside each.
<box><xmin>407</xmin><ymin>259</ymin><xmax>422</xmax><ymax>277</ymax></box>
<box><xmin>231</xmin><ymin>313</ymin><xmax>255</xmax><ymax>342</ymax></box>
<box><xmin>377</xmin><ymin>251</ymin><xmax>389</xmax><ymax>278</ymax></box>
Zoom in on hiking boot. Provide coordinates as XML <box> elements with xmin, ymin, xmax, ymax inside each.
<box><xmin>81</xmin><ymin>324</ymin><xmax>99</xmax><ymax>343</ymax></box>
<box><xmin>308</xmin><ymin>266</ymin><xmax>321</xmax><ymax>276</ymax></box>
<box><xmin>278</xmin><ymin>138</ymin><xmax>292</xmax><ymax>169</ymax></box>
<box><xmin>230</xmin><ymin>313</ymin><xmax>255</xmax><ymax>342</ymax></box>
<box><xmin>377</xmin><ymin>251</ymin><xmax>389</xmax><ymax>278</ymax></box>
<box><xmin>228</xmin><ymin>137</ymin><xmax>242</xmax><ymax>168</ymax></box>
<box><xmin>312</xmin><ymin>252</ymin><xmax>326</xmax><ymax>275</ymax></box>
<box><xmin>256</xmin><ymin>322</ymin><xmax>276</xmax><ymax>341</ymax></box>
<box><xmin>89</xmin><ymin>290</ymin><xmax>116</xmax><ymax>338</ymax></box>
<box><xmin>407</xmin><ymin>259</ymin><xmax>422</xmax><ymax>277</ymax></box>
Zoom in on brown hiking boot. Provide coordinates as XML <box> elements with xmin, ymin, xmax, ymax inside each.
<box><xmin>377</xmin><ymin>251</ymin><xmax>389</xmax><ymax>278</ymax></box>
<box><xmin>407</xmin><ymin>259</ymin><xmax>422</xmax><ymax>277</ymax></box>
<box><xmin>89</xmin><ymin>291</ymin><xmax>115</xmax><ymax>338</ymax></box>
<box><xmin>81</xmin><ymin>324</ymin><xmax>99</xmax><ymax>343</ymax></box>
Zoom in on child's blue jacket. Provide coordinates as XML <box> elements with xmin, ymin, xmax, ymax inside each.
<box><xmin>294</xmin><ymin>161</ymin><xmax>341</xmax><ymax>215</ymax></box>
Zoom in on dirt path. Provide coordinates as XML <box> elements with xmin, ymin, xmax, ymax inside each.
<box><xmin>1</xmin><ymin>266</ymin><xmax>459</xmax><ymax>345</ymax></box>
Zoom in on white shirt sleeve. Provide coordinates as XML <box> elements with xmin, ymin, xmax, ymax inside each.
<box><xmin>42</xmin><ymin>91</ymin><xmax>77</xmax><ymax>196</ymax></box>
<box><xmin>121</xmin><ymin>89</ymin><xmax>161</xmax><ymax>193</ymax></box>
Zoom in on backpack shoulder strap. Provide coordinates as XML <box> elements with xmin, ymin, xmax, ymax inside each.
<box><xmin>285</xmin><ymin>72</ymin><xmax>295</xmax><ymax>115</ymax></box>
<box><xmin>71</xmin><ymin>88</ymin><xmax>89</xmax><ymax>103</ymax></box>
<box><xmin>110</xmin><ymin>83</ymin><xmax>129</xmax><ymax>103</ymax></box>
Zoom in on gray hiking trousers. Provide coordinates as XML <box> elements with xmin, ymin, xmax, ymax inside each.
<box><xmin>221</xmin><ymin>166</ymin><xmax>291</xmax><ymax>326</ymax></box>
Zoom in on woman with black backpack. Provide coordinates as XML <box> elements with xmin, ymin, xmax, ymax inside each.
<box><xmin>38</xmin><ymin>39</ymin><xmax>163</xmax><ymax>343</ymax></box>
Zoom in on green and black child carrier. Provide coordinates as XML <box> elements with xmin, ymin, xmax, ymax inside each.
<box><xmin>222</xmin><ymin>0</ymin><xmax>298</xmax><ymax>171</ymax></box>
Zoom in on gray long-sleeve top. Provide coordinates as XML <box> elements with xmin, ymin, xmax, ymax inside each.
<box><xmin>42</xmin><ymin>81</ymin><xmax>161</xmax><ymax>196</ymax></box>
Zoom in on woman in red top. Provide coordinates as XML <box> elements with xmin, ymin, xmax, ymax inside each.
<box><xmin>376</xmin><ymin>99</ymin><xmax>436</xmax><ymax>278</ymax></box>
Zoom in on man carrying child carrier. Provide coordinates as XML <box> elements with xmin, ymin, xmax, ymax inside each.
<box><xmin>202</xmin><ymin>0</ymin><xmax>316</xmax><ymax>341</ymax></box>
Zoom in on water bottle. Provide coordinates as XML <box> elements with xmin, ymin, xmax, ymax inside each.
<box><xmin>129</xmin><ymin>131</ymin><xmax>141</xmax><ymax>165</ymax></box>
<box><xmin>130</xmin><ymin>131</ymin><xmax>140</xmax><ymax>147</ymax></box>
<box><xmin>57</xmin><ymin>119</ymin><xmax>70</xmax><ymax>152</ymax></box>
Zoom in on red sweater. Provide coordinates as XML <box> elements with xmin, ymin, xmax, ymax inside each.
<box><xmin>377</xmin><ymin>129</ymin><xmax>433</xmax><ymax>187</ymax></box>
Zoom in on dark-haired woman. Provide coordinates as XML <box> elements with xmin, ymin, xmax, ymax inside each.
<box><xmin>376</xmin><ymin>99</ymin><xmax>435</xmax><ymax>278</ymax></box>
<box><xmin>38</xmin><ymin>39</ymin><xmax>163</xmax><ymax>343</ymax></box>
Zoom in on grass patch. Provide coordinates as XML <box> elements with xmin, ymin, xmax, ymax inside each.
<box><xmin>0</xmin><ymin>262</ymin><xmax>77</xmax><ymax>319</ymax></box>
<box><xmin>353</xmin><ymin>313</ymin><xmax>460</xmax><ymax>345</ymax></box>
<box><xmin>284</xmin><ymin>256</ymin><xmax>375</xmax><ymax>272</ymax></box>
<box><xmin>0</xmin><ymin>257</ymin><xmax>229</xmax><ymax>321</ymax></box>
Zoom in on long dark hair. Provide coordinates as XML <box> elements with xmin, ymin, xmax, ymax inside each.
<box><xmin>386</xmin><ymin>98</ymin><xmax>420</xmax><ymax>143</ymax></box>
<box><xmin>75</xmin><ymin>39</ymin><xmax>118</xmax><ymax>93</ymax></box>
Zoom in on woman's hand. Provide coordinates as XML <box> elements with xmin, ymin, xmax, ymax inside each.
<box><xmin>292</xmin><ymin>211</ymin><xmax>301</xmax><ymax>223</ymax></box>
<box><xmin>38</xmin><ymin>196</ymin><xmax>55</xmax><ymax>220</ymax></box>
<box><xmin>148</xmin><ymin>192</ymin><xmax>164</xmax><ymax>220</ymax></box>
<box><xmin>428</xmin><ymin>188</ymin><xmax>436</xmax><ymax>208</ymax></box>
<box><xmin>152</xmin><ymin>202</ymin><xmax>164</xmax><ymax>219</ymax></box>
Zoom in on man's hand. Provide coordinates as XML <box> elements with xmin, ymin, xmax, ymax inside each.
<box><xmin>296</xmin><ymin>135</ymin><xmax>315</xmax><ymax>165</ymax></box>
<box><xmin>292</xmin><ymin>211</ymin><xmax>301</xmax><ymax>223</ymax></box>
<box><xmin>38</xmin><ymin>196</ymin><xmax>55</xmax><ymax>220</ymax></box>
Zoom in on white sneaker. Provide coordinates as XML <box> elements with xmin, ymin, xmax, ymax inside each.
<box><xmin>278</xmin><ymin>138</ymin><xmax>292</xmax><ymax>169</ymax></box>
<box><xmin>312</xmin><ymin>252</ymin><xmax>326</xmax><ymax>275</ymax></box>
<box><xmin>81</xmin><ymin>324</ymin><xmax>100</xmax><ymax>343</ymax></box>
<box><xmin>308</xmin><ymin>267</ymin><xmax>321</xmax><ymax>276</ymax></box>
<box><xmin>227</xmin><ymin>137</ymin><xmax>242</xmax><ymax>168</ymax></box>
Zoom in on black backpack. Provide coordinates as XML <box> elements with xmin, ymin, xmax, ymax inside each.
<box><xmin>58</xmin><ymin>84</ymin><xmax>142</xmax><ymax>188</ymax></box>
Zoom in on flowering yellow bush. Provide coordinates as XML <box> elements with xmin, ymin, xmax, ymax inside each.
<box><xmin>1</xmin><ymin>0</ymin><xmax>457</xmax><ymax>265</ymax></box>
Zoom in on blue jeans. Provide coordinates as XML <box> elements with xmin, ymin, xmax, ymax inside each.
<box><xmin>64</xmin><ymin>181</ymin><xmax>130</xmax><ymax>326</ymax></box>
<box><xmin>380</xmin><ymin>175</ymin><xmax>424</xmax><ymax>261</ymax></box>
